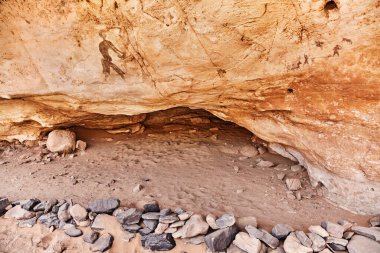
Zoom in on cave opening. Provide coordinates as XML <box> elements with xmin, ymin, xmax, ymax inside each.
<box><xmin>0</xmin><ymin>107</ymin><xmax>370</xmax><ymax>232</ymax></box>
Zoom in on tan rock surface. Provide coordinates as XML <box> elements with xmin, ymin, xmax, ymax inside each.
<box><xmin>0</xmin><ymin>0</ymin><xmax>379</xmax><ymax>213</ymax></box>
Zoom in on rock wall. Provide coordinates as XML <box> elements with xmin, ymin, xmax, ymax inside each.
<box><xmin>0</xmin><ymin>0</ymin><xmax>379</xmax><ymax>214</ymax></box>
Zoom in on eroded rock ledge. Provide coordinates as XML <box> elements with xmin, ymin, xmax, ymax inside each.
<box><xmin>0</xmin><ymin>0</ymin><xmax>379</xmax><ymax>214</ymax></box>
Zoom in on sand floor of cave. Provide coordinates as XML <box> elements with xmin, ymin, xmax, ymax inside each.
<box><xmin>0</xmin><ymin>123</ymin><xmax>371</xmax><ymax>252</ymax></box>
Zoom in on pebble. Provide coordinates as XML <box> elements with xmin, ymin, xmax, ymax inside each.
<box><xmin>236</xmin><ymin>216</ymin><xmax>258</xmax><ymax>230</ymax></box>
<box><xmin>285</xmin><ymin>178</ymin><xmax>302</xmax><ymax>191</ymax></box>
<box><xmin>307</xmin><ymin>232</ymin><xmax>326</xmax><ymax>252</ymax></box>
<box><xmin>121</xmin><ymin>231</ymin><xmax>135</xmax><ymax>242</ymax></box>
<box><xmin>283</xmin><ymin>232</ymin><xmax>313</xmax><ymax>253</ymax></box>
<box><xmin>343</xmin><ymin>231</ymin><xmax>354</xmax><ymax>240</ymax></box>
<box><xmin>4</xmin><ymin>205</ymin><xmax>35</xmax><ymax>220</ymax></box>
<box><xmin>160</xmin><ymin>208</ymin><xmax>172</xmax><ymax>216</ymax></box>
<box><xmin>181</xmin><ymin>214</ymin><xmax>209</xmax><ymax>238</ymax></box>
<box><xmin>204</xmin><ymin>225</ymin><xmax>239</xmax><ymax>252</ymax></box>
<box><xmin>76</xmin><ymin>140</ymin><xmax>87</xmax><ymax>151</ymax></box>
<box><xmin>272</xmin><ymin>224</ymin><xmax>294</xmax><ymax>239</ymax></box>
<box><xmin>240</xmin><ymin>145</ymin><xmax>258</xmax><ymax>157</ymax></box>
<box><xmin>277</xmin><ymin>173</ymin><xmax>286</xmax><ymax>180</ymax></box>
<box><xmin>246</xmin><ymin>225</ymin><xmax>279</xmax><ymax>249</ymax></box>
<box><xmin>216</xmin><ymin>213</ymin><xmax>236</xmax><ymax>229</ymax></box>
<box><xmin>347</xmin><ymin>235</ymin><xmax>380</xmax><ymax>253</ymax></box>
<box><xmin>91</xmin><ymin>233</ymin><xmax>113</xmax><ymax>252</ymax></box>
<box><xmin>290</xmin><ymin>165</ymin><xmax>302</xmax><ymax>172</ymax></box>
<box><xmin>65</xmin><ymin>227</ymin><xmax>82</xmax><ymax>237</ymax></box>
<box><xmin>233</xmin><ymin>232</ymin><xmax>262</xmax><ymax>253</ymax></box>
<box><xmin>256</xmin><ymin>160</ymin><xmax>274</xmax><ymax>167</ymax></box>
<box><xmin>88</xmin><ymin>198</ymin><xmax>120</xmax><ymax>214</ymax></box>
<box><xmin>141</xmin><ymin>233</ymin><xmax>176</xmax><ymax>251</ymax></box>
<box><xmin>69</xmin><ymin>204</ymin><xmax>88</xmax><ymax>223</ymax></box>
<box><xmin>133</xmin><ymin>184</ymin><xmax>143</xmax><ymax>193</ymax></box>
<box><xmin>321</xmin><ymin>221</ymin><xmax>345</xmax><ymax>238</ymax></box>
<box><xmin>83</xmin><ymin>230</ymin><xmax>99</xmax><ymax>244</ymax></box>
<box><xmin>116</xmin><ymin>208</ymin><xmax>142</xmax><ymax>225</ymax></box>
<box><xmin>351</xmin><ymin>226</ymin><xmax>380</xmax><ymax>242</ymax></box>
<box><xmin>0</xmin><ymin>198</ymin><xmax>10</xmax><ymax>214</ymax></box>
<box><xmin>308</xmin><ymin>225</ymin><xmax>329</xmax><ymax>237</ymax></box>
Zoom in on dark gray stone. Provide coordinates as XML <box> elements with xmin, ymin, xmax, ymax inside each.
<box><xmin>116</xmin><ymin>208</ymin><xmax>142</xmax><ymax>225</ymax></box>
<box><xmin>204</xmin><ymin>225</ymin><xmax>239</xmax><ymax>252</ymax></box>
<box><xmin>215</xmin><ymin>213</ymin><xmax>236</xmax><ymax>229</ymax></box>
<box><xmin>347</xmin><ymin>235</ymin><xmax>380</xmax><ymax>253</ymax></box>
<box><xmin>328</xmin><ymin>243</ymin><xmax>346</xmax><ymax>251</ymax></box>
<box><xmin>144</xmin><ymin>219</ymin><xmax>159</xmax><ymax>230</ymax></box>
<box><xmin>18</xmin><ymin>217</ymin><xmax>37</xmax><ymax>228</ymax></box>
<box><xmin>272</xmin><ymin>224</ymin><xmax>294</xmax><ymax>239</ymax></box>
<box><xmin>144</xmin><ymin>202</ymin><xmax>160</xmax><ymax>213</ymax></box>
<box><xmin>123</xmin><ymin>224</ymin><xmax>141</xmax><ymax>233</ymax></box>
<box><xmin>0</xmin><ymin>198</ymin><xmax>10</xmax><ymax>215</ymax></box>
<box><xmin>33</xmin><ymin>202</ymin><xmax>47</xmax><ymax>212</ymax></box>
<box><xmin>38</xmin><ymin>213</ymin><xmax>60</xmax><ymax>228</ymax></box>
<box><xmin>141</xmin><ymin>233</ymin><xmax>176</xmax><ymax>251</ymax></box>
<box><xmin>65</xmin><ymin>227</ymin><xmax>82</xmax><ymax>237</ymax></box>
<box><xmin>246</xmin><ymin>225</ymin><xmax>280</xmax><ymax>249</ymax></box>
<box><xmin>83</xmin><ymin>230</ymin><xmax>99</xmax><ymax>244</ymax></box>
<box><xmin>21</xmin><ymin>199</ymin><xmax>40</xmax><ymax>211</ymax></box>
<box><xmin>139</xmin><ymin>227</ymin><xmax>153</xmax><ymax>236</ymax></box>
<box><xmin>91</xmin><ymin>233</ymin><xmax>113</xmax><ymax>252</ymax></box>
<box><xmin>88</xmin><ymin>198</ymin><xmax>120</xmax><ymax>214</ymax></box>
<box><xmin>159</xmin><ymin>213</ymin><xmax>179</xmax><ymax>224</ymax></box>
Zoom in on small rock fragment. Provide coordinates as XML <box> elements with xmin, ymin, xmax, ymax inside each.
<box><xmin>285</xmin><ymin>178</ymin><xmax>301</xmax><ymax>191</ymax></box>
<box><xmin>122</xmin><ymin>231</ymin><xmax>135</xmax><ymax>242</ymax></box>
<box><xmin>295</xmin><ymin>231</ymin><xmax>312</xmax><ymax>248</ymax></box>
<box><xmin>283</xmin><ymin>232</ymin><xmax>313</xmax><ymax>253</ymax></box>
<box><xmin>83</xmin><ymin>230</ymin><xmax>99</xmax><ymax>244</ymax></box>
<box><xmin>76</xmin><ymin>140</ymin><xmax>87</xmax><ymax>151</ymax></box>
<box><xmin>256</xmin><ymin>160</ymin><xmax>274</xmax><ymax>167</ymax></box>
<box><xmin>307</xmin><ymin>233</ymin><xmax>326</xmax><ymax>252</ymax></box>
<box><xmin>65</xmin><ymin>227</ymin><xmax>82</xmax><ymax>237</ymax></box>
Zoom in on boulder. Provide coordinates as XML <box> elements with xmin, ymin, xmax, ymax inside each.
<box><xmin>46</xmin><ymin>130</ymin><xmax>76</xmax><ymax>153</ymax></box>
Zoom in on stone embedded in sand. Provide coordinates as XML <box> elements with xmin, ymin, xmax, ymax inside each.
<box><xmin>65</xmin><ymin>227</ymin><xmax>82</xmax><ymax>237</ymax></box>
<box><xmin>307</xmin><ymin>233</ymin><xmax>326</xmax><ymax>252</ymax></box>
<box><xmin>285</xmin><ymin>178</ymin><xmax>302</xmax><ymax>191</ymax></box>
<box><xmin>321</xmin><ymin>221</ymin><xmax>345</xmax><ymax>238</ymax></box>
<box><xmin>272</xmin><ymin>224</ymin><xmax>294</xmax><ymax>239</ymax></box>
<box><xmin>91</xmin><ymin>233</ymin><xmax>113</xmax><ymax>252</ymax></box>
<box><xmin>181</xmin><ymin>214</ymin><xmax>209</xmax><ymax>238</ymax></box>
<box><xmin>116</xmin><ymin>208</ymin><xmax>142</xmax><ymax>225</ymax></box>
<box><xmin>246</xmin><ymin>225</ymin><xmax>279</xmax><ymax>249</ymax></box>
<box><xmin>46</xmin><ymin>130</ymin><xmax>76</xmax><ymax>154</ymax></box>
<box><xmin>4</xmin><ymin>205</ymin><xmax>35</xmax><ymax>220</ymax></box>
<box><xmin>205</xmin><ymin>225</ymin><xmax>239</xmax><ymax>252</ymax></box>
<box><xmin>76</xmin><ymin>140</ymin><xmax>87</xmax><ymax>151</ymax></box>
<box><xmin>69</xmin><ymin>204</ymin><xmax>88</xmax><ymax>223</ymax></box>
<box><xmin>233</xmin><ymin>232</ymin><xmax>262</xmax><ymax>253</ymax></box>
<box><xmin>18</xmin><ymin>217</ymin><xmax>37</xmax><ymax>228</ymax></box>
<box><xmin>240</xmin><ymin>145</ymin><xmax>258</xmax><ymax>157</ymax></box>
<box><xmin>370</xmin><ymin>216</ymin><xmax>380</xmax><ymax>227</ymax></box>
<box><xmin>351</xmin><ymin>226</ymin><xmax>380</xmax><ymax>242</ymax></box>
<box><xmin>141</xmin><ymin>233</ymin><xmax>176</xmax><ymax>251</ymax></box>
<box><xmin>295</xmin><ymin>231</ymin><xmax>313</xmax><ymax>248</ymax></box>
<box><xmin>308</xmin><ymin>225</ymin><xmax>329</xmax><ymax>238</ymax></box>
<box><xmin>347</xmin><ymin>235</ymin><xmax>380</xmax><ymax>253</ymax></box>
<box><xmin>88</xmin><ymin>198</ymin><xmax>120</xmax><ymax>214</ymax></box>
<box><xmin>283</xmin><ymin>232</ymin><xmax>313</xmax><ymax>253</ymax></box>
<box><xmin>83</xmin><ymin>230</ymin><xmax>99</xmax><ymax>244</ymax></box>
<box><xmin>216</xmin><ymin>213</ymin><xmax>236</xmax><ymax>229</ymax></box>
<box><xmin>21</xmin><ymin>199</ymin><xmax>40</xmax><ymax>211</ymax></box>
<box><xmin>256</xmin><ymin>160</ymin><xmax>274</xmax><ymax>168</ymax></box>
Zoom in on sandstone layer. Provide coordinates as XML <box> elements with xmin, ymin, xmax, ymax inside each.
<box><xmin>0</xmin><ymin>0</ymin><xmax>379</xmax><ymax>214</ymax></box>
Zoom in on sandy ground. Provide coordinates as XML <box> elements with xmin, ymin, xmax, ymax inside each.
<box><xmin>0</xmin><ymin>118</ymin><xmax>372</xmax><ymax>252</ymax></box>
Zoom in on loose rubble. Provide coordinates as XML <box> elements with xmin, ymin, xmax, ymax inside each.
<box><xmin>0</xmin><ymin>196</ymin><xmax>379</xmax><ymax>253</ymax></box>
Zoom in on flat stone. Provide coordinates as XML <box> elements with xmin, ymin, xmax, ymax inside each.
<box><xmin>58</xmin><ymin>202</ymin><xmax>71</xmax><ymax>222</ymax></box>
<box><xmin>277</xmin><ymin>173</ymin><xmax>286</xmax><ymax>180</ymax></box>
<box><xmin>307</xmin><ymin>232</ymin><xmax>326</xmax><ymax>252</ymax></box>
<box><xmin>326</xmin><ymin>236</ymin><xmax>348</xmax><ymax>246</ymax></box>
<box><xmin>83</xmin><ymin>231</ymin><xmax>99</xmax><ymax>244</ymax></box>
<box><xmin>144</xmin><ymin>219</ymin><xmax>159</xmax><ymax>230</ymax></box>
<box><xmin>181</xmin><ymin>214</ymin><xmax>209</xmax><ymax>238</ymax></box>
<box><xmin>123</xmin><ymin>224</ymin><xmax>141</xmax><ymax>233</ymax></box>
<box><xmin>178</xmin><ymin>211</ymin><xmax>193</xmax><ymax>221</ymax></box>
<box><xmin>351</xmin><ymin>226</ymin><xmax>380</xmax><ymax>242</ymax></box>
<box><xmin>18</xmin><ymin>217</ymin><xmax>37</xmax><ymax>228</ymax></box>
<box><xmin>204</xmin><ymin>225</ymin><xmax>239</xmax><ymax>252</ymax></box>
<box><xmin>33</xmin><ymin>202</ymin><xmax>46</xmax><ymax>212</ymax></box>
<box><xmin>344</xmin><ymin>231</ymin><xmax>355</xmax><ymax>239</ymax></box>
<box><xmin>155</xmin><ymin>223</ymin><xmax>169</xmax><ymax>234</ymax></box>
<box><xmin>308</xmin><ymin>225</ymin><xmax>329</xmax><ymax>237</ymax></box>
<box><xmin>295</xmin><ymin>231</ymin><xmax>312</xmax><ymax>248</ymax></box>
<box><xmin>370</xmin><ymin>216</ymin><xmax>380</xmax><ymax>227</ymax></box>
<box><xmin>185</xmin><ymin>235</ymin><xmax>204</xmax><ymax>245</ymax></box>
<box><xmin>347</xmin><ymin>235</ymin><xmax>380</xmax><ymax>253</ymax></box>
<box><xmin>143</xmin><ymin>201</ymin><xmax>160</xmax><ymax>213</ymax></box>
<box><xmin>65</xmin><ymin>227</ymin><xmax>82</xmax><ymax>237</ymax></box>
<box><xmin>206</xmin><ymin>214</ymin><xmax>219</xmax><ymax>230</ymax></box>
<box><xmin>327</xmin><ymin>243</ymin><xmax>346</xmax><ymax>251</ymax></box>
<box><xmin>164</xmin><ymin>227</ymin><xmax>177</xmax><ymax>234</ymax></box>
<box><xmin>256</xmin><ymin>160</ymin><xmax>274</xmax><ymax>167</ymax></box>
<box><xmin>21</xmin><ymin>199</ymin><xmax>40</xmax><ymax>211</ymax></box>
<box><xmin>290</xmin><ymin>165</ymin><xmax>302</xmax><ymax>172</ymax></box>
<box><xmin>4</xmin><ymin>205</ymin><xmax>35</xmax><ymax>220</ymax></box>
<box><xmin>337</xmin><ymin>219</ymin><xmax>353</xmax><ymax>232</ymax></box>
<box><xmin>159</xmin><ymin>213</ymin><xmax>179</xmax><ymax>224</ymax></box>
<box><xmin>233</xmin><ymin>232</ymin><xmax>262</xmax><ymax>253</ymax></box>
<box><xmin>240</xmin><ymin>145</ymin><xmax>258</xmax><ymax>157</ymax></box>
<box><xmin>321</xmin><ymin>221</ymin><xmax>345</xmax><ymax>238</ymax></box>
<box><xmin>69</xmin><ymin>204</ymin><xmax>88</xmax><ymax>223</ymax></box>
<box><xmin>285</xmin><ymin>178</ymin><xmax>302</xmax><ymax>191</ymax></box>
<box><xmin>139</xmin><ymin>227</ymin><xmax>154</xmax><ymax>236</ymax></box>
<box><xmin>91</xmin><ymin>214</ymin><xmax>111</xmax><ymax>230</ymax></box>
<box><xmin>236</xmin><ymin>216</ymin><xmax>257</xmax><ymax>231</ymax></box>
<box><xmin>91</xmin><ymin>233</ymin><xmax>113</xmax><ymax>252</ymax></box>
<box><xmin>142</xmin><ymin>212</ymin><xmax>161</xmax><ymax>220</ymax></box>
<box><xmin>141</xmin><ymin>233</ymin><xmax>176</xmax><ymax>251</ymax></box>
<box><xmin>283</xmin><ymin>232</ymin><xmax>313</xmax><ymax>253</ymax></box>
<box><xmin>216</xmin><ymin>213</ymin><xmax>236</xmax><ymax>229</ymax></box>
<box><xmin>116</xmin><ymin>208</ymin><xmax>142</xmax><ymax>225</ymax></box>
<box><xmin>172</xmin><ymin>228</ymin><xmax>183</xmax><ymax>239</ymax></box>
<box><xmin>272</xmin><ymin>224</ymin><xmax>294</xmax><ymax>239</ymax></box>
<box><xmin>122</xmin><ymin>231</ymin><xmax>135</xmax><ymax>242</ymax></box>
<box><xmin>88</xmin><ymin>198</ymin><xmax>120</xmax><ymax>214</ymax></box>
<box><xmin>170</xmin><ymin>220</ymin><xmax>185</xmax><ymax>228</ymax></box>
<box><xmin>246</xmin><ymin>225</ymin><xmax>279</xmax><ymax>249</ymax></box>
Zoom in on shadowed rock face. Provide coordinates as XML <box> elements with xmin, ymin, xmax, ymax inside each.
<box><xmin>0</xmin><ymin>0</ymin><xmax>379</xmax><ymax>214</ymax></box>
